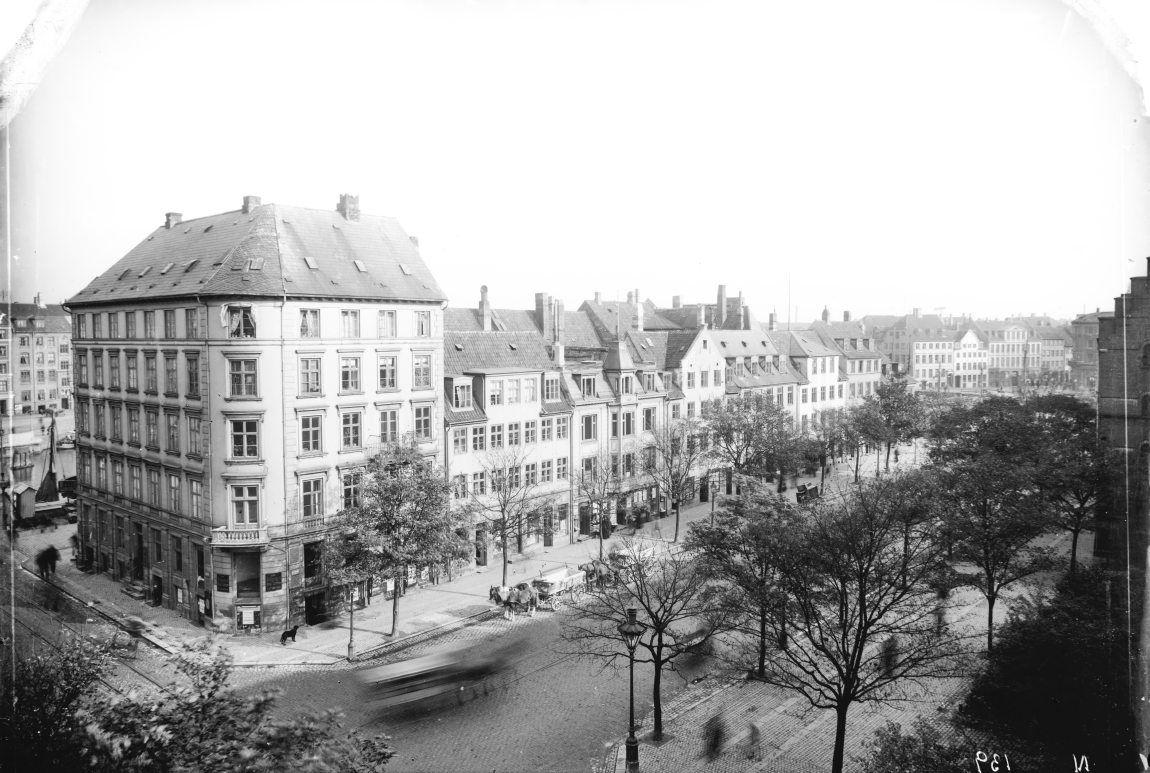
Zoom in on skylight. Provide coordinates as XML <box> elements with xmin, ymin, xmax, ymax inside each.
<box><xmin>398</xmin><ymin>262</ymin><xmax>412</xmax><ymax>275</ymax></box>
<box><xmin>117</xmin><ymin>268</ymin><xmax>131</xmax><ymax>280</ymax></box>
<box><xmin>184</xmin><ymin>259</ymin><xmax>199</xmax><ymax>273</ymax></box>
<box><xmin>159</xmin><ymin>262</ymin><xmax>174</xmax><ymax>275</ymax></box>
<box><xmin>353</xmin><ymin>259</ymin><xmax>367</xmax><ymax>272</ymax></box>
<box><xmin>304</xmin><ymin>256</ymin><xmax>318</xmax><ymax>269</ymax></box>
<box><xmin>138</xmin><ymin>266</ymin><xmax>152</xmax><ymax>278</ymax></box>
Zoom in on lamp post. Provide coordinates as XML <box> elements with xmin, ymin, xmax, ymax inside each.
<box><xmin>617</xmin><ymin>607</ymin><xmax>646</xmax><ymax>773</ymax></box>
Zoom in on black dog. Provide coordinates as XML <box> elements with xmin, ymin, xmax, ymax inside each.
<box><xmin>280</xmin><ymin>625</ymin><xmax>299</xmax><ymax>645</ymax></box>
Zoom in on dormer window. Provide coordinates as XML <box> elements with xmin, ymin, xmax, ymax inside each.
<box><xmin>617</xmin><ymin>375</ymin><xmax>632</xmax><ymax>394</ymax></box>
<box><xmin>227</xmin><ymin>306</ymin><xmax>256</xmax><ymax>338</ymax></box>
<box><xmin>488</xmin><ymin>379</ymin><xmax>503</xmax><ymax>406</ymax></box>
<box><xmin>453</xmin><ymin>383</ymin><xmax>473</xmax><ymax>409</ymax></box>
<box><xmin>581</xmin><ymin>375</ymin><xmax>596</xmax><ymax>397</ymax></box>
<box><xmin>544</xmin><ymin>376</ymin><xmax>559</xmax><ymax>401</ymax></box>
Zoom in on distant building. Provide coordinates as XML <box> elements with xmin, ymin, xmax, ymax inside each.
<box><xmin>0</xmin><ymin>300</ymin><xmax>73</xmax><ymax>415</ymax></box>
<box><xmin>1070</xmin><ymin>310</ymin><xmax>1105</xmax><ymax>392</ymax></box>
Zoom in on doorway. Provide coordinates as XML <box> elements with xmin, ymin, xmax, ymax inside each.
<box><xmin>304</xmin><ymin>592</ymin><xmax>326</xmax><ymax>625</ymax></box>
<box><xmin>475</xmin><ymin>526</ymin><xmax>487</xmax><ymax>566</ymax></box>
<box><xmin>543</xmin><ymin>511</ymin><xmax>553</xmax><ymax>547</ymax></box>
<box><xmin>579</xmin><ymin>504</ymin><xmax>592</xmax><ymax>536</ymax></box>
<box><xmin>151</xmin><ymin>574</ymin><xmax>163</xmax><ymax>606</ymax></box>
<box><xmin>133</xmin><ymin>524</ymin><xmax>145</xmax><ymax>581</ymax></box>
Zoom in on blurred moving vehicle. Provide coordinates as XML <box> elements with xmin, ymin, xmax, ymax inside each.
<box><xmin>359</xmin><ymin>646</ymin><xmax>509</xmax><ymax>713</ymax></box>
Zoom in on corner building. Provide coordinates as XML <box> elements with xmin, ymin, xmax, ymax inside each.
<box><xmin>66</xmin><ymin>195</ymin><xmax>445</xmax><ymax>632</ymax></box>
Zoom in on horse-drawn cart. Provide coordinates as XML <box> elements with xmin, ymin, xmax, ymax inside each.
<box><xmin>531</xmin><ymin>567</ymin><xmax>584</xmax><ymax>610</ymax></box>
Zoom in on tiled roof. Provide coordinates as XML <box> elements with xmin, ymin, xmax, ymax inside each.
<box><xmin>67</xmin><ymin>201</ymin><xmax>445</xmax><ymax>307</ymax></box>
<box><xmin>560</xmin><ymin>310</ymin><xmax>604</xmax><ymax>349</ymax></box>
<box><xmin>443</xmin><ymin>330</ymin><xmax>556</xmax><ymax>375</ymax></box>
<box><xmin>1</xmin><ymin>303</ymin><xmax>71</xmax><ymax>333</ymax></box>
<box><xmin>652</xmin><ymin>306</ymin><xmax>704</xmax><ymax>330</ymax></box>
<box><xmin>858</xmin><ymin>314</ymin><xmax>900</xmax><ymax>331</ymax></box>
<box><xmin>444</xmin><ymin>388</ymin><xmax>488</xmax><ymax>426</ymax></box>
<box><xmin>444</xmin><ymin>307</ymin><xmax>541</xmax><ymax>333</ymax></box>
<box><xmin>710</xmin><ymin>329</ymin><xmax>779</xmax><ymax>358</ymax></box>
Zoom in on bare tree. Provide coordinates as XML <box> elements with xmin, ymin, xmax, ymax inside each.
<box><xmin>642</xmin><ymin>418</ymin><xmax>707</xmax><ymax>542</ymax></box>
<box><xmin>559</xmin><ymin>539</ymin><xmax>727</xmax><ymax>740</ymax></box>
<box><xmin>758</xmin><ymin>475</ymin><xmax>967</xmax><ymax>773</ymax></box>
<box><xmin>576</xmin><ymin>450</ymin><xmax>621</xmax><ymax>561</ymax></box>
<box><xmin>472</xmin><ymin>445</ymin><xmax>555</xmax><ymax>586</ymax></box>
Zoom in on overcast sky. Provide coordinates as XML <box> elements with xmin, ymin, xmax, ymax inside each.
<box><xmin>6</xmin><ymin>0</ymin><xmax>1150</xmax><ymax>322</ymax></box>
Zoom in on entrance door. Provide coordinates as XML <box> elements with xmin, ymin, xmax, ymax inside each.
<box><xmin>543</xmin><ymin>511</ymin><xmax>553</xmax><ymax>547</ymax></box>
<box><xmin>133</xmin><ymin>525</ymin><xmax>145</xmax><ymax>580</ymax></box>
<box><xmin>579</xmin><ymin>504</ymin><xmax>592</xmax><ymax>536</ymax></box>
<box><xmin>700</xmin><ymin>481</ymin><xmax>709</xmax><ymax>503</ymax></box>
<box><xmin>151</xmin><ymin>574</ymin><xmax>163</xmax><ymax>606</ymax></box>
<box><xmin>304</xmin><ymin>592</ymin><xmax>326</xmax><ymax>625</ymax></box>
<box><xmin>475</xmin><ymin>526</ymin><xmax>487</xmax><ymax>566</ymax></box>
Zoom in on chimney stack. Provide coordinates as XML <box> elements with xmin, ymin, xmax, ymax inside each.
<box><xmin>672</xmin><ymin>295</ymin><xmax>681</xmax><ymax>309</ymax></box>
<box><xmin>716</xmin><ymin>285</ymin><xmax>727</xmax><ymax>327</ymax></box>
<box><xmin>843</xmin><ymin>310</ymin><xmax>851</xmax><ymax>322</ymax></box>
<box><xmin>697</xmin><ymin>306</ymin><xmax>706</xmax><ymax>328</ymax></box>
<box><xmin>633</xmin><ymin>288</ymin><xmax>640</xmax><ymax>305</ymax></box>
<box><xmin>242</xmin><ymin>196</ymin><xmax>261</xmax><ymax>214</ymax></box>
<box><xmin>635</xmin><ymin>299</ymin><xmax>644</xmax><ymax>333</ymax></box>
<box><xmin>480</xmin><ymin>285</ymin><xmax>492</xmax><ymax>331</ymax></box>
<box><xmin>741</xmin><ymin>306</ymin><xmax>749</xmax><ymax>330</ymax></box>
<box><xmin>821</xmin><ymin>307</ymin><xmax>830</xmax><ymax>323</ymax></box>
<box><xmin>594</xmin><ymin>291</ymin><xmax>602</xmax><ymax>303</ymax></box>
<box><xmin>165</xmin><ymin>212</ymin><xmax>182</xmax><ymax>229</ymax></box>
<box><xmin>535</xmin><ymin>292</ymin><xmax>554</xmax><ymax>341</ymax></box>
<box><xmin>626</xmin><ymin>291</ymin><xmax>634</xmax><ymax>303</ymax></box>
<box><xmin>912</xmin><ymin>307</ymin><xmax>921</xmax><ymax>318</ymax></box>
<box><xmin>768</xmin><ymin>312</ymin><xmax>777</xmax><ymax>331</ymax></box>
<box><xmin>552</xmin><ymin>299</ymin><xmax>566</xmax><ymax>364</ymax></box>
<box><xmin>336</xmin><ymin>193</ymin><xmax>360</xmax><ymax>221</ymax></box>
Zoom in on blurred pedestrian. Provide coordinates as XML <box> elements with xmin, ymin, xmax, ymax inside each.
<box><xmin>70</xmin><ymin>533</ymin><xmax>79</xmax><ymax>555</ymax></box>
<box><xmin>702</xmin><ymin>709</ymin><xmax>726</xmax><ymax>761</ymax></box>
<box><xmin>45</xmin><ymin>545</ymin><xmax>59</xmax><ymax>575</ymax></box>
<box><xmin>746</xmin><ymin>720</ymin><xmax>762</xmax><ymax>760</ymax></box>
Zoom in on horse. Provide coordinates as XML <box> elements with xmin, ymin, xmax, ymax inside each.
<box><xmin>489</xmin><ymin>583</ymin><xmax>538</xmax><ymax>619</ymax></box>
<box><xmin>578</xmin><ymin>560</ymin><xmax>616</xmax><ymax>590</ymax></box>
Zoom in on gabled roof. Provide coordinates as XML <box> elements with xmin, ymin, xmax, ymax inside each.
<box><xmin>889</xmin><ymin>313</ymin><xmax>947</xmax><ymax>332</ymax></box>
<box><xmin>443</xmin><ymin>330</ymin><xmax>556</xmax><ymax>376</ymax></box>
<box><xmin>67</xmin><ymin>201</ymin><xmax>445</xmax><ymax>307</ymax></box>
<box><xmin>858</xmin><ymin>314</ymin><xmax>900</xmax><ymax>331</ymax></box>
<box><xmin>709</xmin><ymin>329</ymin><xmax>779</xmax><ymax>358</ymax></box>
<box><xmin>765</xmin><ymin>329</ymin><xmax>839</xmax><ymax>358</ymax></box>
<box><xmin>444</xmin><ymin>306</ymin><xmax>541</xmax><ymax>333</ymax></box>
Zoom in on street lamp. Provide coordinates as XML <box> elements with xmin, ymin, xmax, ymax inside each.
<box><xmin>617</xmin><ymin>607</ymin><xmax>646</xmax><ymax>773</ymax></box>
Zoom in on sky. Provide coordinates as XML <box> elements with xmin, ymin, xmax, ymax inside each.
<box><xmin>5</xmin><ymin>0</ymin><xmax>1150</xmax><ymax>323</ymax></box>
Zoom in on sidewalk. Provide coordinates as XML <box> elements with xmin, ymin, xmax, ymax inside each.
<box><xmin>7</xmin><ymin>445</ymin><xmax>916</xmax><ymax>669</ymax></box>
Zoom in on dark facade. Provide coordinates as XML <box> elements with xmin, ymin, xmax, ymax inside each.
<box><xmin>1071</xmin><ymin>310</ymin><xmax>1105</xmax><ymax>392</ymax></box>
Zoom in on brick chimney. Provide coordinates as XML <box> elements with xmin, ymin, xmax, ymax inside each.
<box><xmin>741</xmin><ymin>306</ymin><xmax>749</xmax><ymax>330</ymax></box>
<box><xmin>634</xmin><ymin>293</ymin><xmax>644</xmax><ymax>334</ymax></box>
<box><xmin>480</xmin><ymin>285</ymin><xmax>492</xmax><ymax>331</ymax></box>
<box><xmin>165</xmin><ymin>212</ymin><xmax>182</xmax><ymax>229</ymax></box>
<box><xmin>912</xmin><ymin>307</ymin><xmax>921</xmax><ymax>318</ymax></box>
<box><xmin>716</xmin><ymin>285</ymin><xmax>727</xmax><ymax>327</ymax></box>
<box><xmin>242</xmin><ymin>195</ymin><xmax>261</xmax><ymax>214</ymax></box>
<box><xmin>594</xmin><ymin>291</ymin><xmax>602</xmax><ymax>303</ymax></box>
<box><xmin>535</xmin><ymin>292</ymin><xmax>554</xmax><ymax>341</ymax></box>
<box><xmin>768</xmin><ymin>312</ymin><xmax>777</xmax><ymax>331</ymax></box>
<box><xmin>672</xmin><ymin>295</ymin><xmax>681</xmax><ymax>309</ymax></box>
<box><xmin>821</xmin><ymin>307</ymin><xmax>830</xmax><ymax>323</ymax></box>
<box><xmin>551</xmin><ymin>299</ymin><xmax>566</xmax><ymax>364</ymax></box>
<box><xmin>336</xmin><ymin>193</ymin><xmax>360</xmax><ymax>221</ymax></box>
<box><xmin>843</xmin><ymin>310</ymin><xmax>851</xmax><ymax>322</ymax></box>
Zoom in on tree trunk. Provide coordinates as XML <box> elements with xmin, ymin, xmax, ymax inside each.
<box><xmin>757</xmin><ymin>608</ymin><xmax>768</xmax><ymax>677</ymax></box>
<box><xmin>673</xmin><ymin>503</ymin><xmax>681</xmax><ymax>543</ymax></box>
<box><xmin>884</xmin><ymin>441</ymin><xmax>892</xmax><ymax>472</ymax></box>
<box><xmin>652</xmin><ymin>659</ymin><xmax>664</xmax><ymax>740</ymax></box>
<box><xmin>986</xmin><ymin>594</ymin><xmax>996</xmax><ymax>654</ymax></box>
<box><xmin>875</xmin><ymin>445</ymin><xmax>881</xmax><ymax>478</ymax></box>
<box><xmin>347</xmin><ymin>588</ymin><xmax>356</xmax><ymax>658</ymax></box>
<box><xmin>1069</xmin><ymin>528</ymin><xmax>1080</xmax><ymax>573</ymax></box>
<box><xmin>389</xmin><ymin>569</ymin><xmax>403</xmax><ymax>636</ymax></box>
<box><xmin>501</xmin><ymin>531</ymin><xmax>509</xmax><ymax>587</ymax></box>
<box><xmin>853</xmin><ymin>446</ymin><xmax>860</xmax><ymax>483</ymax></box>
<box><xmin>831</xmin><ymin>703</ymin><xmax>850</xmax><ymax>773</ymax></box>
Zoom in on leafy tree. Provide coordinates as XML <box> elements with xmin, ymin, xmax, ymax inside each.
<box><xmin>642</xmin><ymin>418</ymin><xmax>707</xmax><ymax>542</ymax></box>
<box><xmin>684</xmin><ymin>484</ymin><xmax>802</xmax><ymax>677</ymax></box>
<box><xmin>848</xmin><ymin>398</ymin><xmax>889</xmax><ymax>479</ymax></box>
<box><xmin>78</xmin><ymin>640</ymin><xmax>393</xmax><ymax>771</ymax></box>
<box><xmin>334</xmin><ymin>444</ymin><xmax>470</xmax><ymax>636</ymax></box>
<box><xmin>873</xmin><ymin>378</ymin><xmax>925</xmax><ymax>472</ymax></box>
<box><xmin>926</xmin><ymin>395</ymin><xmax>1042</xmax><ymax>467</ymax></box>
<box><xmin>576</xmin><ymin>450</ymin><xmax>621</xmax><ymax>561</ymax></box>
<box><xmin>811</xmin><ymin>408</ymin><xmax>849</xmax><ymax>484</ymax></box>
<box><xmin>703</xmin><ymin>394</ymin><xmax>802</xmax><ymax>483</ymax></box>
<box><xmin>957</xmin><ymin>569</ymin><xmax>1132</xmax><ymax>768</ymax></box>
<box><xmin>559</xmin><ymin>539</ymin><xmax>727</xmax><ymax>740</ymax></box>
<box><xmin>325</xmin><ymin>518</ymin><xmax>383</xmax><ymax>657</ymax></box>
<box><xmin>472</xmin><ymin>445</ymin><xmax>555</xmax><ymax>585</ymax></box>
<box><xmin>756</xmin><ymin>475</ymin><xmax>965</xmax><ymax>773</ymax></box>
<box><xmin>856</xmin><ymin>718</ymin><xmax>971</xmax><ymax>773</ymax></box>
<box><xmin>935</xmin><ymin>457</ymin><xmax>1056</xmax><ymax>653</ymax></box>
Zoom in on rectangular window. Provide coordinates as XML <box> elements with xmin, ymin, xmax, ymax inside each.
<box><xmin>524</xmin><ymin>378</ymin><xmax>538</xmax><ymax>402</ymax></box>
<box><xmin>227</xmin><ymin>307</ymin><xmax>255</xmax><ymax>338</ymax></box>
<box><xmin>164</xmin><ymin>310</ymin><xmax>177</xmax><ymax>339</ymax></box>
<box><xmin>116</xmin><ymin>516</ymin><xmax>126</xmax><ymax>548</ymax></box>
<box><xmin>231</xmin><ymin>419</ymin><xmax>259</xmax><ymax>458</ymax></box>
<box><xmin>714</xmin><ymin>369</ymin><xmax>722</xmax><ymax>385</ymax></box>
<box><xmin>340</xmin><ymin>357</ymin><xmax>361</xmax><ymax>392</ymax></box>
<box><xmin>414</xmin><ymin>405</ymin><xmax>432</xmax><ymax>441</ymax></box>
<box><xmin>299</xmin><ymin>309</ymin><xmax>320</xmax><ymax>338</ymax></box>
<box><xmin>112</xmin><ymin>461</ymin><xmax>124</xmax><ymax>495</ymax></box>
<box><xmin>524</xmin><ymin>420</ymin><xmax>537</xmax><ymax>444</ymax></box>
<box><xmin>582</xmin><ymin>414</ymin><xmax>597</xmax><ymax>441</ymax></box>
<box><xmin>453</xmin><ymin>427</ymin><xmax>468</xmax><ymax>454</ymax></box>
<box><xmin>581</xmin><ymin>375</ymin><xmax>595</xmax><ymax>397</ymax></box>
<box><xmin>341</xmin><ymin>412</ymin><xmax>362</xmax><ymax>450</ymax></box>
<box><xmin>471</xmin><ymin>426</ymin><xmax>486</xmax><ymax>451</ymax></box>
<box><xmin>453</xmin><ymin>383</ymin><xmax>472</xmax><ymax>408</ymax></box>
<box><xmin>341</xmin><ymin>310</ymin><xmax>360</xmax><ymax>338</ymax></box>
<box><xmin>541</xmin><ymin>460</ymin><xmax>553</xmax><ymax>483</ymax></box>
<box><xmin>506</xmin><ymin>379</ymin><xmax>520</xmax><ymax>404</ymax></box>
<box><xmin>525</xmin><ymin>463</ymin><xmax>538</xmax><ymax>486</ymax></box>
<box><xmin>451</xmin><ymin>474</ymin><xmax>468</xmax><ymax>500</ymax></box>
<box><xmin>129</xmin><ymin>465</ymin><xmax>142</xmax><ymax>500</ymax></box>
<box><xmin>304</xmin><ymin>542</ymin><xmax>322</xmax><ymax>578</ymax></box>
<box><xmin>231</xmin><ymin>485</ymin><xmax>259</xmax><ymax>525</ymax></box>
<box><xmin>556</xmin><ymin>457</ymin><xmax>569</xmax><ymax>480</ymax></box>
<box><xmin>700</xmin><ymin>371</ymin><xmax>709</xmax><ymax>387</ymax></box>
<box><xmin>187</xmin><ymin>415</ymin><xmax>201</xmax><ymax>456</ymax></box>
<box><xmin>78</xmin><ymin>315</ymin><xmax>88</xmax><ymax>338</ymax></box>
<box><xmin>378</xmin><ymin>355</ymin><xmax>397</xmax><ymax>389</ymax></box>
<box><xmin>145</xmin><ymin>411</ymin><xmax>159</xmax><ymax>448</ymax></box>
<box><xmin>687</xmin><ymin>372</ymin><xmax>696</xmax><ymax>388</ymax></box>
<box><xmin>412</xmin><ymin>355</ymin><xmax>431</xmax><ymax>389</ymax></box>
<box><xmin>623</xmin><ymin>412</ymin><xmax>635</xmax><ymax>436</ymax></box>
<box><xmin>190</xmin><ymin>479</ymin><xmax>203</xmax><ymax>519</ymax></box>
<box><xmin>378</xmin><ymin>310</ymin><xmax>397</xmax><ymax>338</ymax></box>
<box><xmin>541</xmin><ymin>418</ymin><xmax>553</xmax><ymax>442</ymax></box>
<box><xmin>186</xmin><ymin>353</ymin><xmax>200</xmax><ymax>396</ymax></box>
<box><xmin>152</xmin><ymin>528</ymin><xmax>163</xmax><ymax>563</ymax></box>
<box><xmin>166</xmin><ymin>413</ymin><xmax>180</xmax><ymax>452</ymax></box>
<box><xmin>229</xmin><ymin>359</ymin><xmax>258</xmax><ymax>396</ymax></box>
<box><xmin>147</xmin><ymin>468</ymin><xmax>161</xmax><ymax>505</ymax></box>
<box><xmin>582</xmin><ymin>457</ymin><xmax>596</xmax><ymax>481</ymax></box>
<box><xmin>299</xmin><ymin>357</ymin><xmax>321</xmax><ymax>395</ymax></box>
<box><xmin>110</xmin><ymin>405</ymin><xmax>122</xmax><ymax>442</ymax></box>
<box><xmin>164</xmin><ymin>355</ymin><xmax>178</xmax><ymax>395</ymax></box>
<box><xmin>414</xmin><ymin>310</ymin><xmax>431</xmax><ymax>337</ymax></box>
<box><xmin>216</xmin><ymin>574</ymin><xmax>230</xmax><ymax>593</ymax></box>
<box><xmin>611</xmin><ymin>412</ymin><xmax>619</xmax><ymax>439</ymax></box>
<box><xmin>93</xmin><ymin>314</ymin><xmax>103</xmax><ymax>338</ymax></box>
<box><xmin>109</xmin><ymin>353</ymin><xmax>121</xmax><ymax>388</ymax></box>
<box><xmin>126</xmin><ymin>353</ymin><xmax>138</xmax><ymax>390</ymax></box>
<box><xmin>508</xmin><ymin>422</ymin><xmax>521</xmax><ymax>446</ymax></box>
<box><xmin>556</xmin><ymin>416</ymin><xmax>569</xmax><ymax>439</ymax></box>
<box><xmin>301</xmin><ymin>477</ymin><xmax>324</xmax><ymax>518</ymax></box>
<box><xmin>142</xmin><ymin>311</ymin><xmax>156</xmax><ymax>339</ymax></box>
<box><xmin>544</xmin><ymin>377</ymin><xmax>559</xmax><ymax>401</ymax></box>
<box><xmin>342</xmin><ymin>469</ymin><xmax>363</xmax><ymax>509</ymax></box>
<box><xmin>301</xmin><ymin>415</ymin><xmax>322</xmax><ymax>453</ymax></box>
<box><xmin>623</xmin><ymin>453</ymin><xmax>635</xmax><ymax>477</ymax></box>
<box><xmin>144</xmin><ymin>355</ymin><xmax>158</xmax><ymax>392</ymax></box>
<box><xmin>380</xmin><ymin>409</ymin><xmax>397</xmax><ymax>442</ymax></box>
<box><xmin>128</xmin><ymin>409</ymin><xmax>140</xmax><ymax>444</ymax></box>
<box><xmin>643</xmin><ymin>407</ymin><xmax>656</xmax><ymax>431</ymax></box>
<box><xmin>472</xmin><ymin>471</ymin><xmax>486</xmax><ymax>496</ymax></box>
<box><xmin>93</xmin><ymin>353</ymin><xmax>104</xmax><ymax>388</ymax></box>
<box><xmin>488</xmin><ymin>379</ymin><xmax>503</xmax><ymax>406</ymax></box>
<box><xmin>167</xmin><ymin>474</ymin><xmax>181</xmax><ymax>514</ymax></box>
<box><xmin>266</xmin><ymin>572</ymin><xmax>283</xmax><ymax>592</ymax></box>
<box><xmin>672</xmin><ymin>403</ymin><xmax>681</xmax><ymax>419</ymax></box>
<box><xmin>490</xmin><ymin>424</ymin><xmax>504</xmax><ymax>448</ymax></box>
<box><xmin>184</xmin><ymin>308</ymin><xmax>198</xmax><ymax>339</ymax></box>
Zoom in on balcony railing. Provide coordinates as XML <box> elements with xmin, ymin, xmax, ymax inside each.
<box><xmin>210</xmin><ymin>526</ymin><xmax>268</xmax><ymax>548</ymax></box>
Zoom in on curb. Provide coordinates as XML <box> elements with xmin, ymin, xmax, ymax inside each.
<box><xmin>350</xmin><ymin>607</ymin><xmax>503</xmax><ymax>662</ymax></box>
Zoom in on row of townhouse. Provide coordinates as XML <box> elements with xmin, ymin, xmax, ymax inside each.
<box><xmin>66</xmin><ymin>197</ymin><xmax>893</xmax><ymax>633</ymax></box>
<box><xmin>0</xmin><ymin>301</ymin><xmax>74</xmax><ymax>416</ymax></box>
